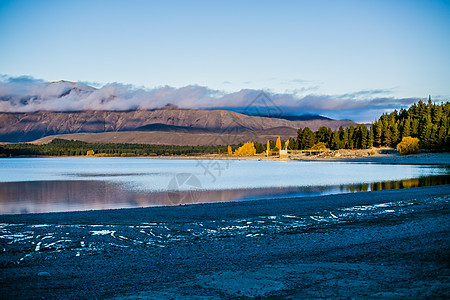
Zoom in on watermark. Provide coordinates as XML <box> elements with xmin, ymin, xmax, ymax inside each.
<box><xmin>167</xmin><ymin>91</ymin><xmax>283</xmax><ymax>205</ymax></box>
<box><xmin>167</xmin><ymin>173</ymin><xmax>202</xmax><ymax>205</ymax></box>
<box><xmin>243</xmin><ymin>91</ymin><xmax>283</xmax><ymax>118</ymax></box>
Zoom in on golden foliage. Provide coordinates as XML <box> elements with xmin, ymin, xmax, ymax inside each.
<box><xmin>396</xmin><ymin>136</ymin><xmax>420</xmax><ymax>155</ymax></box>
<box><xmin>86</xmin><ymin>150</ymin><xmax>95</xmax><ymax>156</ymax></box>
<box><xmin>94</xmin><ymin>153</ymin><xmax>112</xmax><ymax>157</ymax></box>
<box><xmin>311</xmin><ymin>142</ymin><xmax>327</xmax><ymax>150</ymax></box>
<box><xmin>275</xmin><ymin>136</ymin><xmax>281</xmax><ymax>150</ymax></box>
<box><xmin>267</xmin><ymin>140</ymin><xmax>270</xmax><ymax>152</ymax></box>
<box><xmin>401</xmin><ymin>178</ymin><xmax>420</xmax><ymax>188</ymax></box>
<box><xmin>227</xmin><ymin>145</ymin><xmax>233</xmax><ymax>155</ymax></box>
<box><xmin>120</xmin><ymin>153</ymin><xmax>136</xmax><ymax>157</ymax></box>
<box><xmin>234</xmin><ymin>142</ymin><xmax>256</xmax><ymax>156</ymax></box>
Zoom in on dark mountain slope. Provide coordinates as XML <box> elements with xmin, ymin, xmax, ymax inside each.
<box><xmin>0</xmin><ymin>109</ymin><xmax>354</xmax><ymax>143</ymax></box>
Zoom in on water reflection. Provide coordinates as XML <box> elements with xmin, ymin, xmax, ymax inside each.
<box><xmin>0</xmin><ymin>175</ymin><xmax>448</xmax><ymax>214</ymax></box>
<box><xmin>338</xmin><ymin>175</ymin><xmax>449</xmax><ymax>193</ymax></box>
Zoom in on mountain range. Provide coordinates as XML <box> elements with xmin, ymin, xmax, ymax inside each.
<box><xmin>0</xmin><ymin>81</ymin><xmax>354</xmax><ymax>145</ymax></box>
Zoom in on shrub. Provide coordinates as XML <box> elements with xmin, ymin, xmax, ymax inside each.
<box><xmin>94</xmin><ymin>153</ymin><xmax>112</xmax><ymax>157</ymax></box>
<box><xmin>396</xmin><ymin>137</ymin><xmax>420</xmax><ymax>155</ymax></box>
<box><xmin>120</xmin><ymin>153</ymin><xmax>136</xmax><ymax>157</ymax></box>
<box><xmin>311</xmin><ymin>142</ymin><xmax>327</xmax><ymax>150</ymax></box>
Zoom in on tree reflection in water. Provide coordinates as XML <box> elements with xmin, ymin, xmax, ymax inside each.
<box><xmin>0</xmin><ymin>175</ymin><xmax>448</xmax><ymax>214</ymax></box>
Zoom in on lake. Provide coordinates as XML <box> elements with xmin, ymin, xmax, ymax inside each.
<box><xmin>0</xmin><ymin>157</ymin><xmax>448</xmax><ymax>214</ymax></box>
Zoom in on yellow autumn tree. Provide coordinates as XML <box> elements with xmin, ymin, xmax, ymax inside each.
<box><xmin>227</xmin><ymin>145</ymin><xmax>233</xmax><ymax>155</ymax></box>
<box><xmin>234</xmin><ymin>142</ymin><xmax>256</xmax><ymax>156</ymax></box>
<box><xmin>397</xmin><ymin>137</ymin><xmax>420</xmax><ymax>155</ymax></box>
<box><xmin>275</xmin><ymin>136</ymin><xmax>281</xmax><ymax>150</ymax></box>
<box><xmin>86</xmin><ymin>150</ymin><xmax>95</xmax><ymax>156</ymax></box>
<box><xmin>285</xmin><ymin>139</ymin><xmax>289</xmax><ymax>150</ymax></box>
<box><xmin>266</xmin><ymin>140</ymin><xmax>270</xmax><ymax>152</ymax></box>
<box><xmin>311</xmin><ymin>142</ymin><xmax>327</xmax><ymax>150</ymax></box>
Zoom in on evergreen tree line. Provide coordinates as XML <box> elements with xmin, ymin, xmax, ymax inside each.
<box><xmin>271</xmin><ymin>100</ymin><xmax>449</xmax><ymax>151</ymax></box>
<box><xmin>0</xmin><ymin>139</ymin><xmax>230</xmax><ymax>157</ymax></box>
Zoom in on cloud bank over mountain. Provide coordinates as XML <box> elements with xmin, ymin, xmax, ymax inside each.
<box><xmin>0</xmin><ymin>75</ymin><xmax>421</xmax><ymax>122</ymax></box>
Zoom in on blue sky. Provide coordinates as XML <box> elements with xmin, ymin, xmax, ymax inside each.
<box><xmin>0</xmin><ymin>0</ymin><xmax>449</xmax><ymax>121</ymax></box>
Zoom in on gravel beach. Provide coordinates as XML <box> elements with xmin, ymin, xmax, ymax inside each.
<box><xmin>0</xmin><ymin>185</ymin><xmax>449</xmax><ymax>299</ymax></box>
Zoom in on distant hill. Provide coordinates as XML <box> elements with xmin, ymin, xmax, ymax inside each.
<box><xmin>135</xmin><ymin>123</ymin><xmax>216</xmax><ymax>134</ymax></box>
<box><xmin>0</xmin><ymin>108</ymin><xmax>354</xmax><ymax>144</ymax></box>
<box><xmin>0</xmin><ymin>80</ymin><xmax>356</xmax><ymax>145</ymax></box>
<box><xmin>245</xmin><ymin>113</ymin><xmax>334</xmax><ymax>121</ymax></box>
<box><xmin>204</xmin><ymin>106</ymin><xmax>335</xmax><ymax>121</ymax></box>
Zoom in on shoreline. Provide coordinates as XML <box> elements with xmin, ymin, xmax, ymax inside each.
<box><xmin>3</xmin><ymin>151</ymin><xmax>450</xmax><ymax>166</ymax></box>
<box><xmin>1</xmin><ymin>174</ymin><xmax>449</xmax><ymax>216</ymax></box>
<box><xmin>294</xmin><ymin>151</ymin><xmax>450</xmax><ymax>165</ymax></box>
<box><xmin>1</xmin><ymin>185</ymin><xmax>449</xmax><ymax>298</ymax></box>
<box><xmin>1</xmin><ymin>184</ymin><xmax>448</xmax><ymax>223</ymax></box>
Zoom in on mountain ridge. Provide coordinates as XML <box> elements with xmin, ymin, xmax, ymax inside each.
<box><xmin>0</xmin><ymin>108</ymin><xmax>354</xmax><ymax>144</ymax></box>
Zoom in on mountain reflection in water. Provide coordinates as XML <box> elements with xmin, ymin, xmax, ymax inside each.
<box><xmin>0</xmin><ymin>175</ymin><xmax>448</xmax><ymax>214</ymax></box>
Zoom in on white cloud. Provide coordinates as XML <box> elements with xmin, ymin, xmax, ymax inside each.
<box><xmin>0</xmin><ymin>75</ymin><xmax>425</xmax><ymax>122</ymax></box>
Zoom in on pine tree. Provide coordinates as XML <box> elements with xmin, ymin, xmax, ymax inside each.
<box><xmin>374</xmin><ymin>121</ymin><xmax>382</xmax><ymax>146</ymax></box>
<box><xmin>401</xmin><ymin>118</ymin><xmax>411</xmax><ymax>138</ymax></box>
<box><xmin>315</xmin><ymin>127</ymin><xmax>329</xmax><ymax>144</ymax></box>
<box><xmin>326</xmin><ymin>128</ymin><xmax>333</xmax><ymax>148</ymax></box>
<box><xmin>420</xmin><ymin>114</ymin><xmax>433</xmax><ymax>149</ymax></box>
<box><xmin>255</xmin><ymin>141</ymin><xmax>265</xmax><ymax>153</ymax></box>
<box><xmin>359</xmin><ymin>125</ymin><xmax>369</xmax><ymax>149</ymax></box>
<box><xmin>417</xmin><ymin>100</ymin><xmax>429</xmax><ymax>135</ymax></box>
<box><xmin>348</xmin><ymin>125</ymin><xmax>355</xmax><ymax>149</ymax></box>
<box><xmin>432</xmin><ymin>104</ymin><xmax>443</xmax><ymax>124</ymax></box>
<box><xmin>382</xmin><ymin>128</ymin><xmax>392</xmax><ymax>146</ymax></box>
<box><xmin>306</xmin><ymin>134</ymin><xmax>315</xmax><ymax>149</ymax></box>
<box><xmin>331</xmin><ymin>130</ymin><xmax>341</xmax><ymax>150</ymax></box>
<box><xmin>430</xmin><ymin>124</ymin><xmax>439</xmax><ymax>148</ymax></box>
<box><xmin>437</xmin><ymin>126</ymin><xmax>446</xmax><ymax>147</ymax></box>
<box><xmin>368</xmin><ymin>126</ymin><xmax>374</xmax><ymax>148</ymax></box>
<box><xmin>411</xmin><ymin>119</ymin><xmax>419</xmax><ymax>137</ymax></box>
<box><xmin>338</xmin><ymin>126</ymin><xmax>345</xmax><ymax>149</ymax></box>
<box><xmin>296</xmin><ymin>128</ymin><xmax>303</xmax><ymax>150</ymax></box>
<box><xmin>343</xmin><ymin>127</ymin><xmax>350</xmax><ymax>148</ymax></box>
<box><xmin>288</xmin><ymin>138</ymin><xmax>295</xmax><ymax>150</ymax></box>
<box><xmin>302</xmin><ymin>127</ymin><xmax>315</xmax><ymax>149</ymax></box>
<box><xmin>391</xmin><ymin>122</ymin><xmax>399</xmax><ymax>145</ymax></box>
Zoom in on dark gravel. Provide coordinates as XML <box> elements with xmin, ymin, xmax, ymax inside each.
<box><xmin>1</xmin><ymin>185</ymin><xmax>449</xmax><ymax>299</ymax></box>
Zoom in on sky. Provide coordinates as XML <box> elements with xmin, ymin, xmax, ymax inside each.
<box><xmin>0</xmin><ymin>0</ymin><xmax>449</xmax><ymax>121</ymax></box>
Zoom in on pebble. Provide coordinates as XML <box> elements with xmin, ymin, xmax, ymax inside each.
<box><xmin>37</xmin><ymin>271</ymin><xmax>51</xmax><ymax>277</ymax></box>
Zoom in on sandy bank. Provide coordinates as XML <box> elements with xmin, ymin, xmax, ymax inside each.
<box><xmin>160</xmin><ymin>151</ymin><xmax>450</xmax><ymax>166</ymax></box>
<box><xmin>296</xmin><ymin>152</ymin><xmax>450</xmax><ymax>165</ymax></box>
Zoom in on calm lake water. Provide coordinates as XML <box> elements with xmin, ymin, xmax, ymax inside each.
<box><xmin>0</xmin><ymin>157</ymin><xmax>448</xmax><ymax>214</ymax></box>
